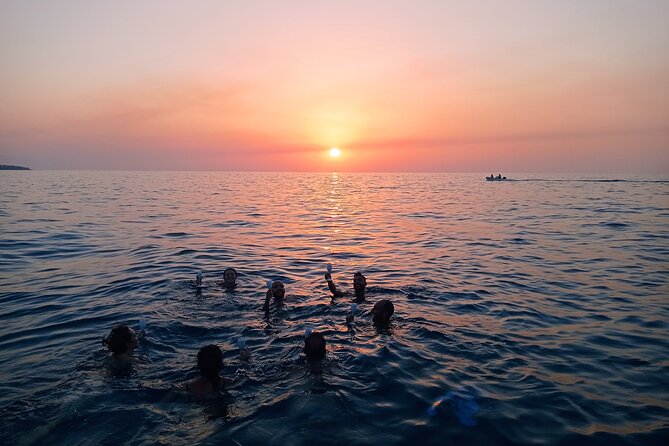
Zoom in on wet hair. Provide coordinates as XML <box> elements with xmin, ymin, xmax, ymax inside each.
<box><xmin>353</xmin><ymin>272</ymin><xmax>367</xmax><ymax>287</ymax></box>
<box><xmin>304</xmin><ymin>332</ymin><xmax>327</xmax><ymax>361</ymax></box>
<box><xmin>271</xmin><ymin>280</ymin><xmax>285</xmax><ymax>299</ymax></box>
<box><xmin>103</xmin><ymin>324</ymin><xmax>134</xmax><ymax>354</ymax></box>
<box><xmin>352</xmin><ymin>272</ymin><xmax>367</xmax><ymax>298</ymax></box>
<box><xmin>223</xmin><ymin>268</ymin><xmax>237</xmax><ymax>288</ymax></box>
<box><xmin>197</xmin><ymin>344</ymin><xmax>223</xmax><ymax>389</ymax></box>
<box><xmin>372</xmin><ymin>300</ymin><xmax>395</xmax><ymax>327</ymax></box>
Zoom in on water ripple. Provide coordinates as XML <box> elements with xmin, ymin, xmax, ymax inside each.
<box><xmin>0</xmin><ymin>172</ymin><xmax>667</xmax><ymax>445</ymax></box>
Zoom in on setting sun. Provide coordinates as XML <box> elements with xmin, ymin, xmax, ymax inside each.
<box><xmin>329</xmin><ymin>147</ymin><xmax>341</xmax><ymax>157</ymax></box>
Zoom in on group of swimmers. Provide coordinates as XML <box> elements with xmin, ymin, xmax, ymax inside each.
<box><xmin>102</xmin><ymin>266</ymin><xmax>395</xmax><ymax>401</ymax></box>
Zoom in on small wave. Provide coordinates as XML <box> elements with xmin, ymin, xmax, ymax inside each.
<box><xmin>403</xmin><ymin>212</ymin><xmax>445</xmax><ymax>219</ymax></box>
<box><xmin>210</xmin><ymin>220</ymin><xmax>257</xmax><ymax>228</ymax></box>
<box><xmin>161</xmin><ymin>232</ymin><xmax>193</xmax><ymax>238</ymax></box>
<box><xmin>599</xmin><ymin>221</ymin><xmax>631</xmax><ymax>229</ymax></box>
<box><xmin>48</xmin><ymin>232</ymin><xmax>85</xmax><ymax>241</ymax></box>
<box><xmin>0</xmin><ymin>240</ymin><xmax>38</xmax><ymax>250</ymax></box>
<box><xmin>175</xmin><ymin>249</ymin><xmax>198</xmax><ymax>256</ymax></box>
<box><xmin>508</xmin><ymin>237</ymin><xmax>534</xmax><ymax>245</ymax></box>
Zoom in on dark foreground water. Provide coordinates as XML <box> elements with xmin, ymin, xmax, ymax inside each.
<box><xmin>0</xmin><ymin>172</ymin><xmax>668</xmax><ymax>445</ymax></box>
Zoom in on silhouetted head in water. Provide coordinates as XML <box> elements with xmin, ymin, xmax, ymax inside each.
<box><xmin>197</xmin><ymin>344</ymin><xmax>223</xmax><ymax>388</ymax></box>
<box><xmin>371</xmin><ymin>300</ymin><xmax>394</xmax><ymax>328</ymax></box>
<box><xmin>271</xmin><ymin>280</ymin><xmax>285</xmax><ymax>300</ymax></box>
<box><xmin>103</xmin><ymin>324</ymin><xmax>138</xmax><ymax>355</ymax></box>
<box><xmin>223</xmin><ymin>268</ymin><xmax>237</xmax><ymax>289</ymax></box>
<box><xmin>353</xmin><ymin>272</ymin><xmax>367</xmax><ymax>296</ymax></box>
<box><xmin>304</xmin><ymin>332</ymin><xmax>326</xmax><ymax>361</ymax></box>
<box><xmin>262</xmin><ymin>280</ymin><xmax>286</xmax><ymax>311</ymax></box>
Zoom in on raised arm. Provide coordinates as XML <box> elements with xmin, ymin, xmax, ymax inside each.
<box><xmin>325</xmin><ymin>272</ymin><xmax>344</xmax><ymax>297</ymax></box>
<box><xmin>262</xmin><ymin>290</ymin><xmax>272</xmax><ymax>311</ymax></box>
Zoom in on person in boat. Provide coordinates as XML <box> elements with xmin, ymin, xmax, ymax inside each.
<box><xmin>223</xmin><ymin>267</ymin><xmax>237</xmax><ymax>289</ymax></box>
<box><xmin>497</xmin><ymin>173</ymin><xmax>502</xmax><ymax>179</ymax></box>
<box><xmin>262</xmin><ymin>280</ymin><xmax>286</xmax><ymax>311</ymax></box>
<box><xmin>325</xmin><ymin>271</ymin><xmax>367</xmax><ymax>301</ymax></box>
<box><xmin>185</xmin><ymin>344</ymin><xmax>232</xmax><ymax>400</ymax></box>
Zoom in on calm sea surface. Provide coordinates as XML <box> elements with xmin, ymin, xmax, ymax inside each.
<box><xmin>0</xmin><ymin>171</ymin><xmax>668</xmax><ymax>445</ymax></box>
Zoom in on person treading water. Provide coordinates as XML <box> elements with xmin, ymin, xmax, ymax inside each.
<box><xmin>325</xmin><ymin>270</ymin><xmax>367</xmax><ymax>302</ymax></box>
<box><xmin>304</xmin><ymin>331</ymin><xmax>327</xmax><ymax>376</ymax></box>
<box><xmin>184</xmin><ymin>344</ymin><xmax>232</xmax><ymax>401</ymax></box>
<box><xmin>222</xmin><ymin>267</ymin><xmax>237</xmax><ymax>290</ymax></box>
<box><xmin>345</xmin><ymin>299</ymin><xmax>395</xmax><ymax>329</ymax></box>
<box><xmin>103</xmin><ymin>324</ymin><xmax>138</xmax><ymax>361</ymax></box>
<box><xmin>102</xmin><ymin>324</ymin><xmax>140</xmax><ymax>376</ymax></box>
<box><xmin>262</xmin><ymin>280</ymin><xmax>286</xmax><ymax>311</ymax></box>
<box><xmin>371</xmin><ymin>299</ymin><xmax>395</xmax><ymax>329</ymax></box>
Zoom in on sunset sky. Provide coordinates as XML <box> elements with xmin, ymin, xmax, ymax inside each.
<box><xmin>1</xmin><ymin>0</ymin><xmax>668</xmax><ymax>172</ymax></box>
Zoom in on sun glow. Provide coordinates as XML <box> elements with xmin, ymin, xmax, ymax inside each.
<box><xmin>329</xmin><ymin>147</ymin><xmax>341</xmax><ymax>157</ymax></box>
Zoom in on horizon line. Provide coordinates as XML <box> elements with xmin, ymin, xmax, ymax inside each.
<box><xmin>3</xmin><ymin>168</ymin><xmax>667</xmax><ymax>175</ymax></box>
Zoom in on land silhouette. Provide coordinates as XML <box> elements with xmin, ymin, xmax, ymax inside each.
<box><xmin>0</xmin><ymin>165</ymin><xmax>30</xmax><ymax>170</ymax></box>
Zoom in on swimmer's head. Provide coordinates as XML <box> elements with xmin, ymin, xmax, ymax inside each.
<box><xmin>103</xmin><ymin>324</ymin><xmax>138</xmax><ymax>355</ymax></box>
<box><xmin>353</xmin><ymin>272</ymin><xmax>367</xmax><ymax>294</ymax></box>
<box><xmin>304</xmin><ymin>331</ymin><xmax>326</xmax><ymax>361</ymax></box>
<box><xmin>271</xmin><ymin>280</ymin><xmax>285</xmax><ymax>299</ymax></box>
<box><xmin>197</xmin><ymin>344</ymin><xmax>223</xmax><ymax>385</ymax></box>
<box><xmin>223</xmin><ymin>268</ymin><xmax>237</xmax><ymax>287</ymax></box>
<box><xmin>371</xmin><ymin>299</ymin><xmax>394</xmax><ymax>328</ymax></box>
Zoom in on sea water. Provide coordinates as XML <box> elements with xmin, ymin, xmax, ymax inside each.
<box><xmin>0</xmin><ymin>171</ymin><xmax>667</xmax><ymax>445</ymax></box>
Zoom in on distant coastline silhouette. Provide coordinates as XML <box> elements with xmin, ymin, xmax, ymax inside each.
<box><xmin>0</xmin><ymin>164</ymin><xmax>30</xmax><ymax>170</ymax></box>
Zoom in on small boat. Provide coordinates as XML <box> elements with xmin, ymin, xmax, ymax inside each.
<box><xmin>486</xmin><ymin>175</ymin><xmax>507</xmax><ymax>181</ymax></box>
